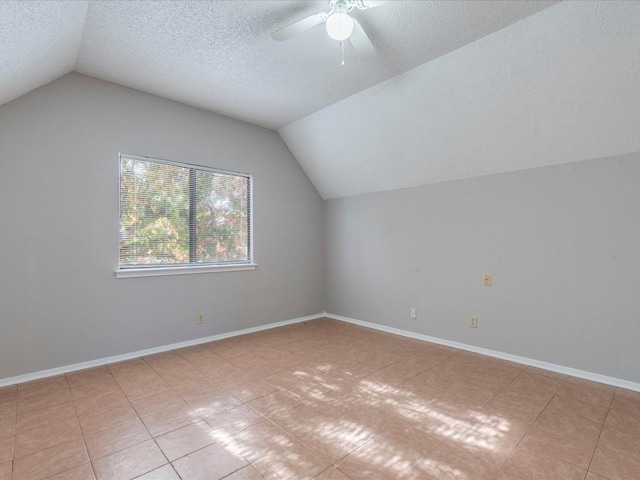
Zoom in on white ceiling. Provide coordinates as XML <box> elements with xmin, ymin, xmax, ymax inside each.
<box><xmin>0</xmin><ymin>1</ymin><xmax>87</xmax><ymax>107</ymax></box>
<box><xmin>1</xmin><ymin>0</ymin><xmax>557</xmax><ymax>129</ymax></box>
<box><xmin>283</xmin><ymin>1</ymin><xmax>640</xmax><ymax>198</ymax></box>
<box><xmin>1</xmin><ymin>1</ymin><xmax>638</xmax><ymax>199</ymax></box>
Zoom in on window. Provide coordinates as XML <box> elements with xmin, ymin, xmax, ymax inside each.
<box><xmin>117</xmin><ymin>154</ymin><xmax>254</xmax><ymax>278</ymax></box>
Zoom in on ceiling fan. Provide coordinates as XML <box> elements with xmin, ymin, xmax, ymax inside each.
<box><xmin>271</xmin><ymin>0</ymin><xmax>386</xmax><ymax>61</ymax></box>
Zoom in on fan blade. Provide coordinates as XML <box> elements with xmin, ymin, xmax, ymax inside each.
<box><xmin>349</xmin><ymin>20</ymin><xmax>376</xmax><ymax>60</ymax></box>
<box><xmin>355</xmin><ymin>0</ymin><xmax>388</xmax><ymax>9</ymax></box>
<box><xmin>271</xmin><ymin>12</ymin><xmax>327</xmax><ymax>41</ymax></box>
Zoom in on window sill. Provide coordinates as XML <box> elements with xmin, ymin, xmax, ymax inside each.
<box><xmin>115</xmin><ymin>263</ymin><xmax>257</xmax><ymax>278</ymax></box>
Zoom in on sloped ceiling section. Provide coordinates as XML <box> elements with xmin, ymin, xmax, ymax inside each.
<box><xmin>75</xmin><ymin>0</ymin><xmax>555</xmax><ymax>129</ymax></box>
<box><xmin>0</xmin><ymin>1</ymin><xmax>87</xmax><ymax>107</ymax></box>
<box><xmin>280</xmin><ymin>1</ymin><xmax>640</xmax><ymax>199</ymax></box>
<box><xmin>0</xmin><ymin>1</ymin><xmax>556</xmax><ymax>130</ymax></box>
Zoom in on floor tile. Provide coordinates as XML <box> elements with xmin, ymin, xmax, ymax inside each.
<box><xmin>0</xmin><ymin>461</ymin><xmax>11</xmax><ymax>480</ymax></box>
<box><xmin>187</xmin><ymin>391</ymin><xmax>242</xmax><ymax>418</ymax></box>
<box><xmin>226</xmin><ymin>421</ymin><xmax>329</xmax><ymax>480</ymax></box>
<box><xmin>0</xmin><ymin>399</ymin><xmax>16</xmax><ymax>419</ymax></box>
<box><xmin>603</xmin><ymin>407</ymin><xmax>640</xmax><ymax>440</ymax></box>
<box><xmin>247</xmin><ymin>390</ymin><xmax>303</xmax><ymax>418</ymax></box>
<box><xmin>171</xmin><ymin>442</ymin><xmax>247</xmax><ymax>480</ymax></box>
<box><xmin>66</xmin><ymin>368</ymin><xmax>120</xmax><ymax>400</ymax></box>
<box><xmin>106</xmin><ymin>360</ymin><xmax>149</xmax><ymax>380</ymax></box>
<box><xmin>155</xmin><ymin>420</ymin><xmax>216</xmax><ymax>461</ymax></box>
<box><xmin>84</xmin><ymin>418</ymin><xmax>150</xmax><ymax>460</ymax></box>
<box><xmin>0</xmin><ymin>416</ymin><xmax>15</xmax><ymax>439</ymax></box>
<box><xmin>312</xmin><ymin>467</ymin><xmax>352</xmax><ymax>480</ymax></box>
<box><xmin>362</xmin><ymin>363</ymin><xmax>418</xmax><ymax>387</ymax></box>
<box><xmin>223</xmin><ymin>465</ymin><xmax>266</xmax><ymax>479</ymax></box>
<box><xmin>600</xmin><ymin>423</ymin><xmax>640</xmax><ymax>456</ymax></box>
<box><xmin>522</xmin><ymin>409</ymin><xmax>601</xmax><ymax>469</ymax></box>
<box><xmin>585</xmin><ymin>473</ymin><xmax>609</xmax><ymax>480</ymax></box>
<box><xmin>141</xmin><ymin>403</ymin><xmax>199</xmax><ymax>437</ymax></box>
<box><xmin>130</xmin><ymin>390</ymin><xmax>185</xmax><ymax>417</ymax></box>
<box><xmin>204</xmin><ymin>404</ymin><xmax>264</xmax><ymax>440</ymax></box>
<box><xmin>17</xmin><ymin>381</ymin><xmax>73</xmax><ymax>414</ymax></box>
<box><xmin>48</xmin><ymin>463</ymin><xmax>96</xmax><ymax>480</ymax></box>
<box><xmin>17</xmin><ymin>376</ymin><xmax>68</xmax><ymax>396</ymax></box>
<box><xmin>0</xmin><ymin>387</ymin><xmax>16</xmax><ymax>400</ymax></box>
<box><xmin>117</xmin><ymin>377</ymin><xmax>171</xmax><ymax>402</ymax></box>
<box><xmin>14</xmin><ymin>415</ymin><xmax>82</xmax><ymax>458</ymax></box>
<box><xmin>108</xmin><ymin>362</ymin><xmax>170</xmax><ymax>401</ymax></box>
<box><xmin>16</xmin><ymin>401</ymin><xmax>76</xmax><ymax>434</ymax></box>
<box><xmin>0</xmin><ymin>436</ymin><xmax>12</xmax><ymax>464</ymax></box>
<box><xmin>502</xmin><ymin>441</ymin><xmax>587</xmax><ymax>480</ymax></box>
<box><xmin>92</xmin><ymin>439</ymin><xmax>166</xmax><ymax>480</ymax></box>
<box><xmin>0</xmin><ymin>388</ymin><xmax>17</xmax><ymax>421</ymax></box>
<box><xmin>276</xmin><ymin>403</ymin><xmax>376</xmax><ymax>463</ymax></box>
<box><xmin>493</xmin><ymin>473</ymin><xmax>523</xmax><ymax>480</ymax></box>
<box><xmin>17</xmin><ymin>375</ymin><xmax>70</xmax><ymax>397</ymax></box>
<box><xmin>379</xmin><ymin>408</ymin><xmax>446</xmax><ymax>456</ymax></box>
<box><xmin>523</xmin><ymin>366</ymin><xmax>567</xmax><ymax>381</ymax></box>
<box><xmin>548</xmin><ymin>391</ymin><xmax>610</xmax><ymax>424</ymax></box>
<box><xmin>414</xmin><ymin>442</ymin><xmax>500</xmax><ymax>480</ymax></box>
<box><xmin>227</xmin><ymin>380</ymin><xmax>278</xmax><ymax>403</ymax></box>
<box><xmin>610</xmin><ymin>388</ymin><xmax>640</xmax><ymax>418</ymax></box>
<box><xmin>173</xmin><ymin>379</ymin><xmax>223</xmax><ymax>403</ymax></box>
<box><xmin>134</xmin><ymin>464</ymin><xmax>181</xmax><ymax>479</ymax></box>
<box><xmin>561</xmin><ymin>378</ymin><xmax>615</xmax><ymax>409</ymax></box>
<box><xmin>336</xmin><ymin>434</ymin><xmax>422</xmax><ymax>480</ymax></box>
<box><xmin>444</xmin><ymin>412</ymin><xmax>527</xmax><ymax>467</ymax></box>
<box><xmin>12</xmin><ymin>438</ymin><xmax>89</xmax><ymax>480</ymax></box>
<box><xmin>590</xmin><ymin>430</ymin><xmax>640</xmax><ymax>479</ymax></box>
<box><xmin>143</xmin><ymin>353</ymin><xmax>209</xmax><ymax>387</ymax></box>
<box><xmin>499</xmin><ymin>371</ymin><xmax>563</xmax><ymax>409</ymax></box>
<box><xmin>78</xmin><ymin>403</ymin><xmax>138</xmax><ymax>436</ymax></box>
<box><xmin>73</xmin><ymin>390</ymin><xmax>129</xmax><ymax>418</ymax></box>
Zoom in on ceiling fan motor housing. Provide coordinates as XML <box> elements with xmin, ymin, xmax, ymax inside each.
<box><xmin>329</xmin><ymin>0</ymin><xmax>371</xmax><ymax>15</ymax></box>
<box><xmin>272</xmin><ymin>0</ymin><xmax>380</xmax><ymax>60</ymax></box>
<box><xmin>326</xmin><ymin>1</ymin><xmax>355</xmax><ymax>40</ymax></box>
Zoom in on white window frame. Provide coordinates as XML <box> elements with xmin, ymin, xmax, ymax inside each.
<box><xmin>115</xmin><ymin>153</ymin><xmax>256</xmax><ymax>278</ymax></box>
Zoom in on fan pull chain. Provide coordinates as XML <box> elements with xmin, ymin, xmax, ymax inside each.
<box><xmin>341</xmin><ymin>40</ymin><xmax>345</xmax><ymax>66</ymax></box>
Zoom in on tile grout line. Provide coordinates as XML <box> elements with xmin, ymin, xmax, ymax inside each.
<box><xmin>113</xmin><ymin>363</ymin><xmax>173</xmax><ymax>480</ymax></box>
<box><xmin>65</xmin><ymin>375</ymin><xmax>97</xmax><ymax>480</ymax></box>
<box><xmin>583</xmin><ymin>387</ymin><xmax>616</xmax><ymax>479</ymax></box>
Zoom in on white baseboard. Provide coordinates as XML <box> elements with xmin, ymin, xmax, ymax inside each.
<box><xmin>325</xmin><ymin>312</ymin><xmax>640</xmax><ymax>393</ymax></box>
<box><xmin>6</xmin><ymin>311</ymin><xmax>638</xmax><ymax>393</ymax></box>
<box><xmin>0</xmin><ymin>313</ymin><xmax>324</xmax><ymax>388</ymax></box>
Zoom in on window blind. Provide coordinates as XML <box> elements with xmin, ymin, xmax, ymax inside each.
<box><xmin>119</xmin><ymin>154</ymin><xmax>251</xmax><ymax>268</ymax></box>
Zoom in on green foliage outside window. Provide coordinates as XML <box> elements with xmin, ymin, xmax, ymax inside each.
<box><xmin>119</xmin><ymin>155</ymin><xmax>251</xmax><ymax>267</ymax></box>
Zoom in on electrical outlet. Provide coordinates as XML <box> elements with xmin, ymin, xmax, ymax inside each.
<box><xmin>410</xmin><ymin>308</ymin><xmax>417</xmax><ymax>319</ymax></box>
<box><xmin>483</xmin><ymin>274</ymin><xmax>492</xmax><ymax>287</ymax></box>
<box><xmin>469</xmin><ymin>316</ymin><xmax>478</xmax><ymax>328</ymax></box>
<box><xmin>197</xmin><ymin>314</ymin><xmax>204</xmax><ymax>325</ymax></box>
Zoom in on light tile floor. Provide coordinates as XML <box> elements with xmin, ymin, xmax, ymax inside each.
<box><xmin>0</xmin><ymin>318</ymin><xmax>638</xmax><ymax>480</ymax></box>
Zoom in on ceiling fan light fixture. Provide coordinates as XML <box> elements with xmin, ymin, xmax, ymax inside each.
<box><xmin>325</xmin><ymin>10</ymin><xmax>354</xmax><ymax>41</ymax></box>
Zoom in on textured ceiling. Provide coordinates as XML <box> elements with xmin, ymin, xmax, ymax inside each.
<box><xmin>1</xmin><ymin>1</ymin><xmax>638</xmax><ymax>200</ymax></box>
<box><xmin>283</xmin><ymin>1</ymin><xmax>640</xmax><ymax>198</ymax></box>
<box><xmin>0</xmin><ymin>1</ymin><xmax>86</xmax><ymax>108</ymax></box>
<box><xmin>1</xmin><ymin>0</ymin><xmax>556</xmax><ymax>129</ymax></box>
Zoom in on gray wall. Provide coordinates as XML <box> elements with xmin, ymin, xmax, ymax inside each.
<box><xmin>325</xmin><ymin>155</ymin><xmax>640</xmax><ymax>383</ymax></box>
<box><xmin>0</xmin><ymin>73</ymin><xmax>324</xmax><ymax>379</ymax></box>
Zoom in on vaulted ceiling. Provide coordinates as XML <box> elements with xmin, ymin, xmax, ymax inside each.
<box><xmin>1</xmin><ymin>1</ymin><xmax>639</xmax><ymax>199</ymax></box>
